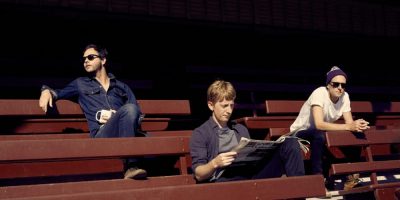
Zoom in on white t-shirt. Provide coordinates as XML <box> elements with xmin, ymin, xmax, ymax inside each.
<box><xmin>290</xmin><ymin>87</ymin><xmax>351</xmax><ymax>132</ymax></box>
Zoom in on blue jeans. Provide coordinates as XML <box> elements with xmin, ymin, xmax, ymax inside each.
<box><xmin>296</xmin><ymin>129</ymin><xmax>326</xmax><ymax>175</ymax></box>
<box><xmin>216</xmin><ymin>138</ymin><xmax>305</xmax><ymax>182</ymax></box>
<box><xmin>95</xmin><ymin>103</ymin><xmax>142</xmax><ymax>165</ymax></box>
<box><xmin>95</xmin><ymin>103</ymin><xmax>141</xmax><ymax>138</ymax></box>
<box><xmin>253</xmin><ymin>137</ymin><xmax>305</xmax><ymax>178</ymax></box>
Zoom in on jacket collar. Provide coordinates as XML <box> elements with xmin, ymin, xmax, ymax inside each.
<box><xmin>83</xmin><ymin>73</ymin><xmax>116</xmax><ymax>81</ymax></box>
<box><xmin>208</xmin><ymin>116</ymin><xmax>238</xmax><ymax>132</ymax></box>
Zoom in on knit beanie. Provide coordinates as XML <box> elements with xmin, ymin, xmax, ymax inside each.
<box><xmin>326</xmin><ymin>66</ymin><xmax>347</xmax><ymax>84</ymax></box>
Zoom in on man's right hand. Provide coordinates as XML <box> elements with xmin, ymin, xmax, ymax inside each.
<box><xmin>39</xmin><ymin>89</ymin><xmax>53</xmax><ymax>113</ymax></box>
<box><xmin>349</xmin><ymin>119</ymin><xmax>370</xmax><ymax>132</ymax></box>
<box><xmin>212</xmin><ymin>151</ymin><xmax>237</xmax><ymax>168</ymax></box>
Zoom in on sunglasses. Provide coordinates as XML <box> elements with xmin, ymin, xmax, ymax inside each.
<box><xmin>330</xmin><ymin>82</ymin><xmax>346</xmax><ymax>89</ymax></box>
<box><xmin>83</xmin><ymin>54</ymin><xmax>100</xmax><ymax>62</ymax></box>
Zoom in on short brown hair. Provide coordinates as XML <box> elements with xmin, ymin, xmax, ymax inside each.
<box><xmin>207</xmin><ymin>80</ymin><xmax>236</xmax><ymax>103</ymax></box>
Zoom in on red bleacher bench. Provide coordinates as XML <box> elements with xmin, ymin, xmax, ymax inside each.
<box><xmin>234</xmin><ymin>100</ymin><xmax>400</xmax><ymax>199</ymax></box>
<box><xmin>0</xmin><ymin>175</ymin><xmax>195</xmax><ymax>199</ymax></box>
<box><xmin>326</xmin><ymin>129</ymin><xmax>400</xmax><ymax>199</ymax></box>
<box><xmin>0</xmin><ymin>175</ymin><xmax>325</xmax><ymax>200</ymax></box>
<box><xmin>0</xmin><ymin>99</ymin><xmax>191</xmax><ymax>134</ymax></box>
<box><xmin>0</xmin><ymin>99</ymin><xmax>330</xmax><ymax>200</ymax></box>
<box><xmin>0</xmin><ymin>99</ymin><xmax>193</xmax><ymax>185</ymax></box>
<box><xmin>0</xmin><ymin>136</ymin><xmax>193</xmax><ymax>186</ymax></box>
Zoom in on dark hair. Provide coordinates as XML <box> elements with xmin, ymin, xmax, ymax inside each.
<box><xmin>83</xmin><ymin>44</ymin><xmax>108</xmax><ymax>59</ymax></box>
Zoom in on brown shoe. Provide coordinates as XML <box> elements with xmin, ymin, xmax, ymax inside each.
<box><xmin>124</xmin><ymin>167</ymin><xmax>147</xmax><ymax>179</ymax></box>
<box><xmin>344</xmin><ymin>174</ymin><xmax>362</xmax><ymax>191</ymax></box>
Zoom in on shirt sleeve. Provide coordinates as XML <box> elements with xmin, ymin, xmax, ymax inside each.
<box><xmin>123</xmin><ymin>83</ymin><xmax>138</xmax><ymax>105</ymax></box>
<box><xmin>41</xmin><ymin>79</ymin><xmax>78</xmax><ymax>100</ymax></box>
<box><xmin>41</xmin><ymin>85</ymin><xmax>58</xmax><ymax>99</ymax></box>
<box><xmin>54</xmin><ymin>79</ymin><xmax>79</xmax><ymax>100</ymax></box>
<box><xmin>342</xmin><ymin>93</ymin><xmax>351</xmax><ymax>113</ymax></box>
<box><xmin>309</xmin><ymin>88</ymin><xmax>325</xmax><ymax>108</ymax></box>
<box><xmin>190</xmin><ymin>128</ymin><xmax>209</xmax><ymax>173</ymax></box>
<box><xmin>236</xmin><ymin>123</ymin><xmax>251</xmax><ymax>138</ymax></box>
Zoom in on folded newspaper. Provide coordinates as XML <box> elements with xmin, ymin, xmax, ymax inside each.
<box><xmin>230</xmin><ymin>130</ymin><xmax>309</xmax><ymax>166</ymax></box>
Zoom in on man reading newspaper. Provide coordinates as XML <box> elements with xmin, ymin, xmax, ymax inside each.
<box><xmin>190</xmin><ymin>80</ymin><xmax>305</xmax><ymax>183</ymax></box>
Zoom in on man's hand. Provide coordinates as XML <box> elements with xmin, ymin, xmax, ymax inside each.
<box><xmin>39</xmin><ymin>89</ymin><xmax>53</xmax><ymax>113</ymax></box>
<box><xmin>212</xmin><ymin>151</ymin><xmax>237</xmax><ymax>168</ymax></box>
<box><xmin>99</xmin><ymin>109</ymin><xmax>116</xmax><ymax>124</ymax></box>
<box><xmin>350</xmin><ymin>119</ymin><xmax>370</xmax><ymax>132</ymax></box>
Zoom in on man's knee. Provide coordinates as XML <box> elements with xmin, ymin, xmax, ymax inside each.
<box><xmin>282</xmin><ymin>138</ymin><xmax>301</xmax><ymax>152</ymax></box>
<box><xmin>119</xmin><ymin>104</ymin><xmax>140</xmax><ymax>117</ymax></box>
<box><xmin>313</xmin><ymin>131</ymin><xmax>326</xmax><ymax>143</ymax></box>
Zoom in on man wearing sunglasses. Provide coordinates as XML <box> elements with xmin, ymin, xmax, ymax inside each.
<box><xmin>39</xmin><ymin>44</ymin><xmax>147</xmax><ymax>180</ymax></box>
<box><xmin>289</xmin><ymin>66</ymin><xmax>370</xmax><ymax>194</ymax></box>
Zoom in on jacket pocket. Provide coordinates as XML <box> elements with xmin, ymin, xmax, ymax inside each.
<box><xmin>115</xmin><ymin>89</ymin><xmax>128</xmax><ymax>98</ymax></box>
<box><xmin>82</xmin><ymin>88</ymin><xmax>101</xmax><ymax>95</ymax></box>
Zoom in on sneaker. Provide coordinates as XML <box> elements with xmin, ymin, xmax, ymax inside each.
<box><xmin>124</xmin><ymin>167</ymin><xmax>147</xmax><ymax>179</ymax></box>
<box><xmin>343</xmin><ymin>174</ymin><xmax>362</xmax><ymax>191</ymax></box>
<box><xmin>325</xmin><ymin>188</ymin><xmax>332</xmax><ymax>198</ymax></box>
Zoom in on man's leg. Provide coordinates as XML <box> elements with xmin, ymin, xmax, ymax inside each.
<box><xmin>95</xmin><ymin>103</ymin><xmax>141</xmax><ymax>138</ymax></box>
<box><xmin>252</xmin><ymin>149</ymin><xmax>284</xmax><ymax>179</ymax></box>
<box><xmin>296</xmin><ymin>130</ymin><xmax>325</xmax><ymax>175</ymax></box>
<box><xmin>95</xmin><ymin>103</ymin><xmax>146</xmax><ymax>179</ymax></box>
<box><xmin>253</xmin><ymin>138</ymin><xmax>304</xmax><ymax>179</ymax></box>
<box><xmin>296</xmin><ymin>130</ymin><xmax>331</xmax><ymax>197</ymax></box>
<box><xmin>279</xmin><ymin>137</ymin><xmax>305</xmax><ymax>176</ymax></box>
<box><xmin>340</xmin><ymin>146</ymin><xmax>363</xmax><ymax>190</ymax></box>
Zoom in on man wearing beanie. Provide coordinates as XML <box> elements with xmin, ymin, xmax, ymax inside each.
<box><xmin>290</xmin><ymin>66</ymin><xmax>370</xmax><ymax>196</ymax></box>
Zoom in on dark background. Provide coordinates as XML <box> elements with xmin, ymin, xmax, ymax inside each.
<box><xmin>1</xmin><ymin>0</ymin><xmax>399</xmax><ymax>119</ymax></box>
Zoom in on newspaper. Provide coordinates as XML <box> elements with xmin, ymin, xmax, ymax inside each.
<box><xmin>230</xmin><ymin>130</ymin><xmax>309</xmax><ymax>166</ymax></box>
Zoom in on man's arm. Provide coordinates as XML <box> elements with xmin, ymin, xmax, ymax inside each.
<box><xmin>38</xmin><ymin>80</ymin><xmax>79</xmax><ymax>113</ymax></box>
<box><xmin>39</xmin><ymin>85</ymin><xmax>59</xmax><ymax>113</ymax></box>
<box><xmin>312</xmin><ymin>106</ymin><xmax>369</xmax><ymax>132</ymax></box>
<box><xmin>342</xmin><ymin>111</ymin><xmax>354</xmax><ymax>124</ymax></box>
<box><xmin>343</xmin><ymin>111</ymin><xmax>370</xmax><ymax>132</ymax></box>
<box><xmin>312</xmin><ymin>105</ymin><xmax>353</xmax><ymax>131</ymax></box>
<box><xmin>123</xmin><ymin>83</ymin><xmax>138</xmax><ymax>105</ymax></box>
<box><xmin>190</xmin><ymin>126</ymin><xmax>238</xmax><ymax>182</ymax></box>
<box><xmin>194</xmin><ymin>152</ymin><xmax>237</xmax><ymax>182</ymax></box>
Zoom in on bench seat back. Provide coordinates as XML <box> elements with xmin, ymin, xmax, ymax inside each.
<box><xmin>0</xmin><ymin>99</ymin><xmax>192</xmax><ymax>133</ymax></box>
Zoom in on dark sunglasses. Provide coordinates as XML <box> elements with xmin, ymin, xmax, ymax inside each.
<box><xmin>82</xmin><ymin>54</ymin><xmax>100</xmax><ymax>62</ymax></box>
<box><xmin>330</xmin><ymin>82</ymin><xmax>346</xmax><ymax>89</ymax></box>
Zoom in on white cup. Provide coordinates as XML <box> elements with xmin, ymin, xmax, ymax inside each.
<box><xmin>95</xmin><ymin>109</ymin><xmax>115</xmax><ymax>124</ymax></box>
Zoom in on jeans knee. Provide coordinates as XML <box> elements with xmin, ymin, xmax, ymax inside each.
<box><xmin>313</xmin><ymin>132</ymin><xmax>326</xmax><ymax>143</ymax></box>
<box><xmin>282</xmin><ymin>138</ymin><xmax>301</xmax><ymax>153</ymax></box>
<box><xmin>119</xmin><ymin>103</ymin><xmax>141</xmax><ymax>119</ymax></box>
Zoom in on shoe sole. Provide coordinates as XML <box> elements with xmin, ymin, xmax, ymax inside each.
<box><xmin>344</xmin><ymin>181</ymin><xmax>362</xmax><ymax>191</ymax></box>
<box><xmin>124</xmin><ymin>170</ymin><xmax>147</xmax><ymax>180</ymax></box>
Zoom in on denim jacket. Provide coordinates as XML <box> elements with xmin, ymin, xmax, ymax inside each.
<box><xmin>42</xmin><ymin>73</ymin><xmax>140</xmax><ymax>137</ymax></box>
